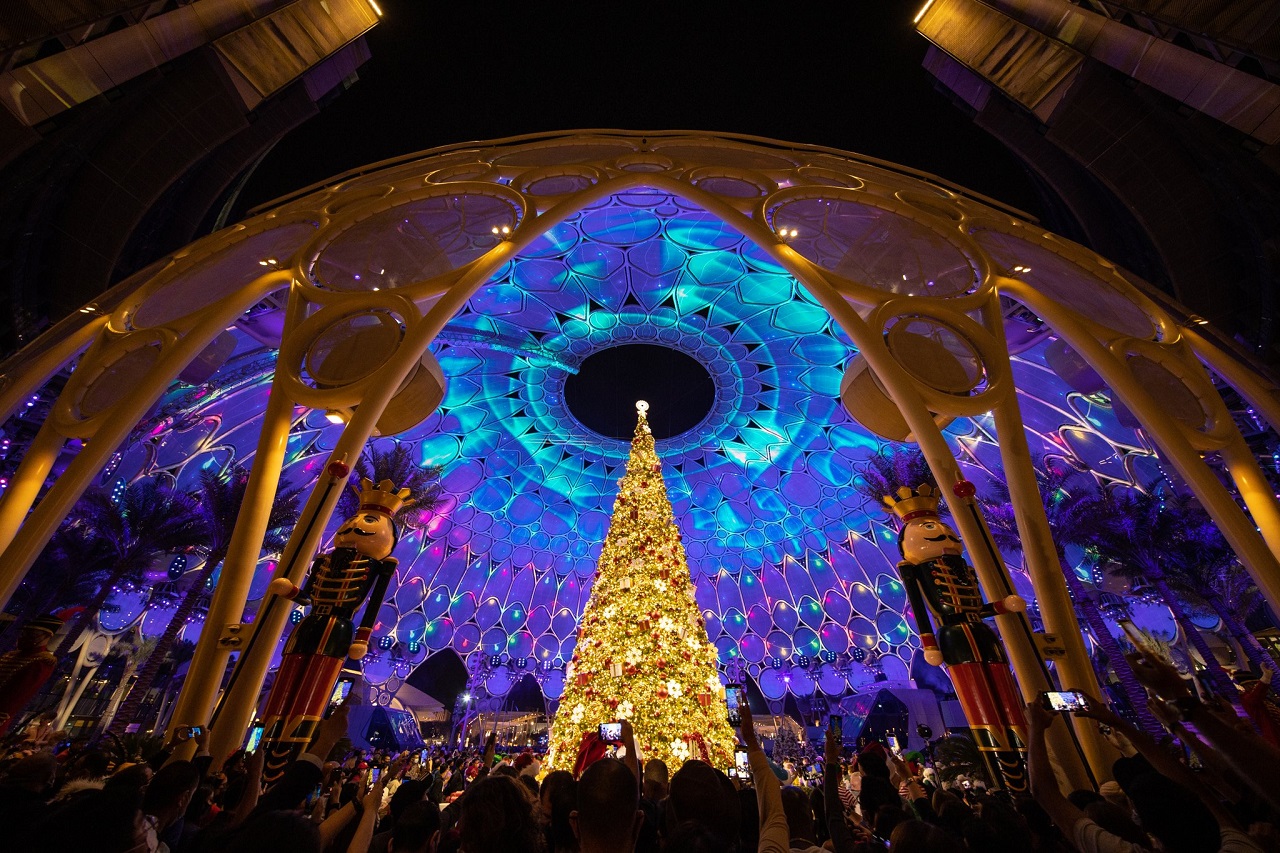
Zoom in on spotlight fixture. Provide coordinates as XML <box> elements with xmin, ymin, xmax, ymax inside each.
<box><xmin>491</xmin><ymin>224</ymin><xmax>512</xmax><ymax>239</ymax></box>
<box><xmin>324</xmin><ymin>407</ymin><xmax>353</xmax><ymax>425</ymax></box>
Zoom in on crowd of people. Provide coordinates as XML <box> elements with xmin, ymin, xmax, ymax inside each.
<box><xmin>2</xmin><ymin>650</ymin><xmax>1280</xmax><ymax>853</ymax></box>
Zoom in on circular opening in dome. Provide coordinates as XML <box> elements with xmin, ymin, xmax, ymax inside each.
<box><xmin>565</xmin><ymin>345</ymin><xmax>714</xmax><ymax>440</ymax></box>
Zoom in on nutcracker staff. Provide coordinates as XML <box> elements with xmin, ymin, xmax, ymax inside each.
<box><xmin>259</xmin><ymin>478</ymin><xmax>411</xmax><ymax>781</ymax></box>
<box><xmin>884</xmin><ymin>484</ymin><xmax>1029</xmax><ymax>791</ymax></box>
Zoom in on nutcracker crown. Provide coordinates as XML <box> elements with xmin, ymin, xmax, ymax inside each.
<box><xmin>355</xmin><ymin>477</ymin><xmax>415</xmax><ymax>518</ymax></box>
<box><xmin>882</xmin><ymin>483</ymin><xmax>942</xmax><ymax>524</ymax></box>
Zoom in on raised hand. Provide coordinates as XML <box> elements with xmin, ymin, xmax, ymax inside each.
<box><xmin>1124</xmin><ymin>651</ymin><xmax>1194</xmax><ymax>701</ymax></box>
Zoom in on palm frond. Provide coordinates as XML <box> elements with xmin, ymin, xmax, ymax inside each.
<box><xmin>850</xmin><ymin>446</ymin><xmax>941</xmax><ymax>522</ymax></box>
<box><xmin>337</xmin><ymin>442</ymin><xmax>445</xmax><ymax>530</ymax></box>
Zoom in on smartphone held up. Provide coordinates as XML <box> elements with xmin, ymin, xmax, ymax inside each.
<box><xmin>1039</xmin><ymin>689</ymin><xmax>1090</xmax><ymax>713</ymax></box>
<box><xmin>726</xmin><ymin>683</ymin><xmax>744</xmax><ymax>726</ymax></box>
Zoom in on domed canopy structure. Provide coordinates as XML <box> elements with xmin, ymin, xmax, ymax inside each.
<box><xmin>2</xmin><ymin>132</ymin><xmax>1278</xmax><ymax>780</ymax></box>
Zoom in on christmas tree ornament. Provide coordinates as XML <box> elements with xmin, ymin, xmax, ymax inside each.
<box><xmin>546</xmin><ymin>402</ymin><xmax>735</xmax><ymax>771</ymax></box>
<box><xmin>884</xmin><ymin>483</ymin><xmax>1028</xmax><ymax>791</ymax></box>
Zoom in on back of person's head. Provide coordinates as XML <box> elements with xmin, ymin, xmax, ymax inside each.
<box><xmin>1084</xmin><ymin>801</ymin><xmax>1150</xmax><ymax>847</ymax></box>
<box><xmin>575</xmin><ymin>758</ymin><xmax>639</xmax><ymax>851</ymax></box>
<box><xmin>143</xmin><ymin>759</ymin><xmax>202</xmax><ymax>816</ymax></box>
<box><xmin>642</xmin><ymin>759</ymin><xmax>668</xmax><ymax>800</ymax></box>
<box><xmin>780</xmin><ymin>786</ymin><xmax>816</xmax><ymax>841</ymax></box>
<box><xmin>186</xmin><ymin>781</ymin><xmax>218</xmax><ymax>825</ymax></box>
<box><xmin>31</xmin><ymin>787</ymin><xmax>146</xmax><ymax>853</ymax></box>
<box><xmin>103</xmin><ymin>763</ymin><xmax>153</xmax><ymax>795</ymax></box>
<box><xmin>889</xmin><ymin>820</ymin><xmax>964</xmax><ymax>853</ymax></box>
<box><xmin>1126</xmin><ymin>773</ymin><xmax>1219</xmax><ymax>853</ymax></box>
<box><xmin>73</xmin><ymin>750</ymin><xmax>110</xmax><ymax>780</ymax></box>
<box><xmin>458</xmin><ymin>774</ymin><xmax>542</xmax><ymax>853</ymax></box>
<box><xmin>858</xmin><ymin>774</ymin><xmax>899</xmax><ymax>816</ymax></box>
<box><xmin>545</xmin><ymin>772</ymin><xmax>578</xmax><ymax>852</ymax></box>
<box><xmin>934</xmin><ymin>798</ymin><xmax>972</xmax><ymax>838</ymax></box>
<box><xmin>965</xmin><ymin>798</ymin><xmax>1032</xmax><ymax>853</ymax></box>
<box><xmin>392</xmin><ymin>801</ymin><xmax>442</xmax><ymax>853</ymax></box>
<box><xmin>858</xmin><ymin>750</ymin><xmax>890</xmax><ymax>780</ymax></box>
<box><xmin>541</xmin><ymin>769</ymin><xmax>574</xmax><ymax>799</ymax></box>
<box><xmin>223</xmin><ymin>810</ymin><xmax>320</xmax><ymax>853</ymax></box>
<box><xmin>519</xmin><ymin>774</ymin><xmax>538</xmax><ymax>798</ymax></box>
<box><xmin>4</xmin><ymin>751</ymin><xmax>58</xmax><ymax>791</ymax></box>
<box><xmin>874</xmin><ymin>805</ymin><xmax>910</xmax><ymax>841</ymax></box>
<box><xmin>389</xmin><ymin>779</ymin><xmax>429</xmax><ymax>821</ymax></box>
<box><xmin>667</xmin><ymin>761</ymin><xmax>739</xmax><ymax>846</ymax></box>
<box><xmin>663</xmin><ymin>820</ymin><xmax>732</xmax><ymax>853</ymax></box>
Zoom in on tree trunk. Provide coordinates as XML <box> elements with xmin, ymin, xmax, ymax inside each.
<box><xmin>1151</xmin><ymin>577</ymin><xmax>1242</xmax><ymax>707</ymax></box>
<box><xmin>99</xmin><ymin>658</ymin><xmax>140</xmax><ymax>733</ymax></box>
<box><xmin>54</xmin><ymin>570</ymin><xmax>126</xmax><ymax>659</ymax></box>
<box><xmin>1059</xmin><ymin>558</ymin><xmax>1164</xmax><ymax>735</ymax></box>
<box><xmin>1205</xmin><ymin>592</ymin><xmax>1280</xmax><ymax>673</ymax></box>
<box><xmin>105</xmin><ymin>555</ymin><xmax>222</xmax><ymax>737</ymax></box>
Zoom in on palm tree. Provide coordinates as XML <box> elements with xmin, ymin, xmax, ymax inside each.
<box><xmin>0</xmin><ymin>518</ymin><xmax>113</xmax><ymax>650</ymax></box>
<box><xmin>337</xmin><ymin>442</ymin><xmax>445</xmax><ymax>531</ymax></box>
<box><xmin>53</xmin><ymin>479</ymin><xmax>210</xmax><ymax>660</ymax></box>
<box><xmin>980</xmin><ymin>458</ymin><xmax>1164</xmax><ymax>735</ymax></box>
<box><xmin>105</xmin><ymin>467</ymin><xmax>302</xmax><ymax>736</ymax></box>
<box><xmin>1160</xmin><ymin>521</ymin><xmax>1280</xmax><ymax>674</ymax></box>
<box><xmin>99</xmin><ymin>633</ymin><xmax>159</xmax><ymax>732</ymax></box>
<box><xmin>1085</xmin><ymin>488</ymin><xmax>1243</xmax><ymax>703</ymax></box>
<box><xmin>850</xmin><ymin>445</ymin><xmax>941</xmax><ymax>516</ymax></box>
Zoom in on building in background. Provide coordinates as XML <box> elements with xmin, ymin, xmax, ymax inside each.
<box><xmin>916</xmin><ymin>0</ymin><xmax>1280</xmax><ymax>364</ymax></box>
<box><xmin>0</xmin><ymin>0</ymin><xmax>381</xmax><ymax>353</ymax></box>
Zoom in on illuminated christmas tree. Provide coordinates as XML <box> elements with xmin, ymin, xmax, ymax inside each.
<box><xmin>547</xmin><ymin>402</ymin><xmax>736</xmax><ymax>771</ymax></box>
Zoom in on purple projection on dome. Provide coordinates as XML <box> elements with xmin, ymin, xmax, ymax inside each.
<box><xmin>86</xmin><ymin>189</ymin><xmax>1167</xmax><ymax>708</ymax></box>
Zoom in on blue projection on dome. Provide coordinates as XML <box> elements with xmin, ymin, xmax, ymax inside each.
<box><xmin>96</xmin><ymin>189</ymin><xmax>1164</xmax><ymax>706</ymax></box>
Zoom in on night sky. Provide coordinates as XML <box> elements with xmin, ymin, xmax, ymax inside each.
<box><xmin>237</xmin><ymin>1</ymin><xmax>1042</xmax><ymax>218</ymax></box>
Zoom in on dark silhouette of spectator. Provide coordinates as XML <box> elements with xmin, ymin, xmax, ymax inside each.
<box><xmin>0</xmin><ymin>751</ymin><xmax>57</xmax><ymax>837</ymax></box>
<box><xmin>28</xmin><ymin>786</ymin><xmax>149</xmax><ymax>853</ymax></box>
<box><xmin>572</xmin><ymin>757</ymin><xmax>642</xmax><ymax>853</ymax></box>
<box><xmin>457</xmin><ymin>773</ymin><xmax>544</xmax><ymax>853</ymax></box>
<box><xmin>540</xmin><ymin>769</ymin><xmax>578</xmax><ymax>853</ymax></box>
<box><xmin>392</xmin><ymin>800</ymin><xmax>442</xmax><ymax>853</ymax></box>
<box><xmin>667</xmin><ymin>760</ymin><xmax>740</xmax><ymax>847</ymax></box>
<box><xmin>143</xmin><ymin>759</ymin><xmax>202</xmax><ymax>852</ymax></box>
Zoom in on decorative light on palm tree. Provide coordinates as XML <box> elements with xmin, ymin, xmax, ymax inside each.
<box><xmin>337</xmin><ymin>443</ymin><xmax>444</xmax><ymax>532</ymax></box>
<box><xmin>53</xmin><ymin>478</ymin><xmax>210</xmax><ymax>661</ymax></box>
<box><xmin>106</xmin><ymin>467</ymin><xmax>302</xmax><ymax>736</ymax></box>
<box><xmin>0</xmin><ymin>518</ymin><xmax>113</xmax><ymax>650</ymax></box>
<box><xmin>1085</xmin><ymin>487</ymin><xmax>1244</xmax><ymax>704</ymax></box>
<box><xmin>979</xmin><ymin>457</ymin><xmax>1163</xmax><ymax>734</ymax></box>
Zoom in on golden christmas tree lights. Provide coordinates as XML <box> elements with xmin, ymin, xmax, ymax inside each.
<box><xmin>547</xmin><ymin>401</ymin><xmax>736</xmax><ymax>772</ymax></box>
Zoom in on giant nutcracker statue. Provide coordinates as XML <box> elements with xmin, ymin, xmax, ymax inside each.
<box><xmin>0</xmin><ymin>614</ymin><xmax>63</xmax><ymax>736</ymax></box>
<box><xmin>884</xmin><ymin>484</ymin><xmax>1029</xmax><ymax>791</ymax></box>
<box><xmin>259</xmin><ymin>478</ymin><xmax>412</xmax><ymax>780</ymax></box>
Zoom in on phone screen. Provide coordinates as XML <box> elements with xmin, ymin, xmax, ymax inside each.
<box><xmin>726</xmin><ymin>683</ymin><xmax>742</xmax><ymax>726</ymax></box>
<box><xmin>828</xmin><ymin>715</ymin><xmax>842</xmax><ymax>735</ymax></box>
<box><xmin>370</xmin><ymin>767</ymin><xmax>381</xmax><ymax>784</ymax></box>
<box><xmin>734</xmin><ymin>749</ymin><xmax>750</xmax><ymax>777</ymax></box>
<box><xmin>1041</xmin><ymin>690</ymin><xmax>1090</xmax><ymax>713</ymax></box>
<box><xmin>245</xmin><ymin>726</ymin><xmax>264</xmax><ymax>753</ymax></box>
<box><xmin>599</xmin><ymin>722</ymin><xmax>622</xmax><ymax>742</ymax></box>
